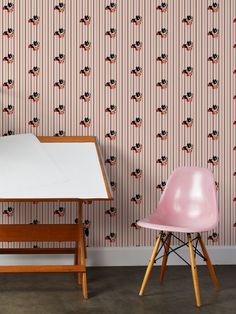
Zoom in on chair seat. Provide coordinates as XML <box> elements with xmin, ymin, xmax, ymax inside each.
<box><xmin>137</xmin><ymin>217</ymin><xmax>212</xmax><ymax>233</ymax></box>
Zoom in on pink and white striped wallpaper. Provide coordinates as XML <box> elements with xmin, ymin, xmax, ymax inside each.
<box><xmin>0</xmin><ymin>0</ymin><xmax>235</xmax><ymax>247</ymax></box>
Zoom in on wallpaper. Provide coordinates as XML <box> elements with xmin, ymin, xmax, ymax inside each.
<box><xmin>0</xmin><ymin>0</ymin><xmax>235</xmax><ymax>248</ymax></box>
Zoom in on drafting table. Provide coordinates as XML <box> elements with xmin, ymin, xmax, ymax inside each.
<box><xmin>0</xmin><ymin>134</ymin><xmax>113</xmax><ymax>298</ymax></box>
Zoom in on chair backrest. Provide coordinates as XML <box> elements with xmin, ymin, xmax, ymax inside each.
<box><xmin>156</xmin><ymin>167</ymin><xmax>218</xmax><ymax>231</ymax></box>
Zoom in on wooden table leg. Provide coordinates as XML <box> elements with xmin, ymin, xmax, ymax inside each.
<box><xmin>78</xmin><ymin>201</ymin><xmax>88</xmax><ymax>299</ymax></box>
<box><xmin>188</xmin><ymin>233</ymin><xmax>201</xmax><ymax>307</ymax></box>
<box><xmin>139</xmin><ymin>231</ymin><xmax>162</xmax><ymax>296</ymax></box>
<box><xmin>160</xmin><ymin>232</ymin><xmax>171</xmax><ymax>283</ymax></box>
<box><xmin>198</xmin><ymin>234</ymin><xmax>219</xmax><ymax>289</ymax></box>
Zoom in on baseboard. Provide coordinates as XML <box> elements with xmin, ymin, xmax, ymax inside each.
<box><xmin>0</xmin><ymin>246</ymin><xmax>235</xmax><ymax>267</ymax></box>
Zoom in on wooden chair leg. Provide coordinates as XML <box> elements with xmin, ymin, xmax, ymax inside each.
<box><xmin>139</xmin><ymin>232</ymin><xmax>162</xmax><ymax>296</ymax></box>
<box><xmin>160</xmin><ymin>232</ymin><xmax>172</xmax><ymax>283</ymax></box>
<box><xmin>198</xmin><ymin>234</ymin><xmax>219</xmax><ymax>289</ymax></box>
<box><xmin>188</xmin><ymin>233</ymin><xmax>201</xmax><ymax>307</ymax></box>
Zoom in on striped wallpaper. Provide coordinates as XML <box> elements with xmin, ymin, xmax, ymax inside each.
<box><xmin>0</xmin><ymin>0</ymin><xmax>235</xmax><ymax>248</ymax></box>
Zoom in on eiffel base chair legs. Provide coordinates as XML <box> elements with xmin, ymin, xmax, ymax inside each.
<box><xmin>139</xmin><ymin>232</ymin><xmax>219</xmax><ymax>307</ymax></box>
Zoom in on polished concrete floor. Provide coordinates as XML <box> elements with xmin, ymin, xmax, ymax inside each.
<box><xmin>0</xmin><ymin>266</ymin><xmax>235</xmax><ymax>314</ymax></box>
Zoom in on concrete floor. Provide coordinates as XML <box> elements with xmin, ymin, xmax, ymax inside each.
<box><xmin>0</xmin><ymin>266</ymin><xmax>235</xmax><ymax>314</ymax></box>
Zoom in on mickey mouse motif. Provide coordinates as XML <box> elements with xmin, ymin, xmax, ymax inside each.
<box><xmin>105</xmin><ymin>232</ymin><xmax>117</xmax><ymax>242</ymax></box>
<box><xmin>182</xmin><ymin>15</ymin><xmax>193</xmax><ymax>25</ymax></box>
<box><xmin>3</xmin><ymin>2</ymin><xmax>14</xmax><ymax>12</ymax></box>
<box><xmin>105</xmin><ymin>207</ymin><xmax>117</xmax><ymax>217</ymax></box>
<box><xmin>208</xmin><ymin>232</ymin><xmax>218</xmax><ymax>242</ymax></box>
<box><xmin>208</xmin><ymin>54</ymin><xmax>219</xmax><ymax>63</ymax></box>
<box><xmin>208</xmin><ymin>28</ymin><xmax>219</xmax><ymax>38</ymax></box>
<box><xmin>80</xmin><ymin>92</ymin><xmax>91</xmax><ymax>102</ymax></box>
<box><xmin>131</xmin><ymin>66</ymin><xmax>142</xmax><ymax>76</ymax></box>
<box><xmin>131</xmin><ymin>41</ymin><xmax>142</xmax><ymax>51</ymax></box>
<box><xmin>208</xmin><ymin>105</ymin><xmax>219</xmax><ymax>114</ymax></box>
<box><xmin>208</xmin><ymin>156</ymin><xmax>219</xmax><ymax>166</ymax></box>
<box><xmin>131</xmin><ymin>220</ymin><xmax>141</xmax><ymax>229</ymax></box>
<box><xmin>105</xmin><ymin>156</ymin><xmax>117</xmax><ymax>165</ymax></box>
<box><xmin>208</xmin><ymin>2</ymin><xmax>219</xmax><ymax>12</ymax></box>
<box><xmin>80</xmin><ymin>15</ymin><xmax>91</xmax><ymax>25</ymax></box>
<box><xmin>157</xmin><ymin>2</ymin><xmax>168</xmax><ymax>12</ymax></box>
<box><xmin>131</xmin><ymin>92</ymin><xmax>142</xmax><ymax>102</ymax></box>
<box><xmin>110</xmin><ymin>181</ymin><xmax>117</xmax><ymax>191</ymax></box>
<box><xmin>157</xmin><ymin>53</ymin><xmax>168</xmax><ymax>63</ymax></box>
<box><xmin>3</xmin><ymin>207</ymin><xmax>14</xmax><ymax>216</ymax></box>
<box><xmin>208</xmin><ymin>79</ymin><xmax>219</xmax><ymax>89</ymax></box>
<box><xmin>55</xmin><ymin>130</ymin><xmax>65</xmax><ymax>137</ymax></box>
<box><xmin>105</xmin><ymin>2</ymin><xmax>117</xmax><ymax>13</ymax></box>
<box><xmin>3</xmin><ymin>79</ymin><xmax>14</xmax><ymax>89</ymax></box>
<box><xmin>105</xmin><ymin>104</ymin><xmax>117</xmax><ymax>114</ymax></box>
<box><xmin>182</xmin><ymin>66</ymin><xmax>193</xmax><ymax>76</ymax></box>
<box><xmin>182</xmin><ymin>92</ymin><xmax>193</xmax><ymax>102</ymax></box>
<box><xmin>80</xmin><ymin>117</ymin><xmax>91</xmax><ymax>128</ymax></box>
<box><xmin>3</xmin><ymin>130</ymin><xmax>14</xmax><ymax>136</ymax></box>
<box><xmin>131</xmin><ymin>118</ymin><xmax>142</xmax><ymax>127</ymax></box>
<box><xmin>29</xmin><ymin>15</ymin><xmax>40</xmax><ymax>25</ymax></box>
<box><xmin>105</xmin><ymin>53</ymin><xmax>117</xmax><ymax>63</ymax></box>
<box><xmin>156</xmin><ymin>156</ymin><xmax>168</xmax><ymax>165</ymax></box>
<box><xmin>157</xmin><ymin>28</ymin><xmax>168</xmax><ymax>38</ymax></box>
<box><xmin>157</xmin><ymin>130</ymin><xmax>168</xmax><ymax>140</ymax></box>
<box><xmin>29</xmin><ymin>41</ymin><xmax>40</xmax><ymax>51</ymax></box>
<box><xmin>54</xmin><ymin>28</ymin><xmax>65</xmax><ymax>38</ymax></box>
<box><xmin>54</xmin><ymin>207</ymin><xmax>65</xmax><ymax>217</ymax></box>
<box><xmin>3</xmin><ymin>105</ymin><xmax>14</xmax><ymax>114</ymax></box>
<box><xmin>54</xmin><ymin>54</ymin><xmax>65</xmax><ymax>63</ymax></box>
<box><xmin>131</xmin><ymin>143</ymin><xmax>142</xmax><ymax>153</ymax></box>
<box><xmin>80</xmin><ymin>66</ymin><xmax>91</xmax><ymax>76</ymax></box>
<box><xmin>105</xmin><ymin>130</ymin><xmax>117</xmax><ymax>140</ymax></box>
<box><xmin>182</xmin><ymin>143</ymin><xmax>193</xmax><ymax>153</ymax></box>
<box><xmin>182</xmin><ymin>117</ymin><xmax>193</xmax><ymax>127</ymax></box>
<box><xmin>182</xmin><ymin>41</ymin><xmax>193</xmax><ymax>51</ymax></box>
<box><xmin>3</xmin><ymin>53</ymin><xmax>14</xmax><ymax>63</ymax></box>
<box><xmin>131</xmin><ymin>15</ymin><xmax>142</xmax><ymax>25</ymax></box>
<box><xmin>3</xmin><ymin>28</ymin><xmax>14</xmax><ymax>38</ymax></box>
<box><xmin>156</xmin><ymin>104</ymin><xmax>168</xmax><ymax>114</ymax></box>
<box><xmin>131</xmin><ymin>194</ymin><xmax>142</xmax><ymax>204</ymax></box>
<box><xmin>157</xmin><ymin>181</ymin><xmax>166</xmax><ymax>192</ymax></box>
<box><xmin>54</xmin><ymin>79</ymin><xmax>65</xmax><ymax>89</ymax></box>
<box><xmin>157</xmin><ymin>79</ymin><xmax>168</xmax><ymax>89</ymax></box>
<box><xmin>54</xmin><ymin>2</ymin><xmax>65</xmax><ymax>13</ymax></box>
<box><xmin>28</xmin><ymin>92</ymin><xmax>40</xmax><ymax>102</ymax></box>
<box><xmin>28</xmin><ymin>118</ymin><xmax>40</xmax><ymax>127</ymax></box>
<box><xmin>208</xmin><ymin>130</ymin><xmax>219</xmax><ymax>140</ymax></box>
<box><xmin>80</xmin><ymin>41</ymin><xmax>91</xmax><ymax>51</ymax></box>
<box><xmin>131</xmin><ymin>169</ymin><xmax>142</xmax><ymax>179</ymax></box>
<box><xmin>29</xmin><ymin>66</ymin><xmax>40</xmax><ymax>76</ymax></box>
<box><xmin>105</xmin><ymin>28</ymin><xmax>117</xmax><ymax>38</ymax></box>
<box><xmin>54</xmin><ymin>105</ymin><xmax>65</xmax><ymax>114</ymax></box>
<box><xmin>105</xmin><ymin>79</ymin><xmax>117</xmax><ymax>89</ymax></box>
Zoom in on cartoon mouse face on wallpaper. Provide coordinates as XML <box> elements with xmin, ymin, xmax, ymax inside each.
<box><xmin>105</xmin><ymin>2</ymin><xmax>117</xmax><ymax>13</ymax></box>
<box><xmin>3</xmin><ymin>2</ymin><xmax>14</xmax><ymax>12</ymax></box>
<box><xmin>105</xmin><ymin>105</ymin><xmax>117</xmax><ymax>114</ymax></box>
<box><xmin>80</xmin><ymin>15</ymin><xmax>91</xmax><ymax>25</ymax></box>
<box><xmin>105</xmin><ymin>156</ymin><xmax>117</xmax><ymax>166</ymax></box>
<box><xmin>3</xmin><ymin>105</ymin><xmax>14</xmax><ymax>114</ymax></box>
<box><xmin>3</xmin><ymin>53</ymin><xmax>14</xmax><ymax>63</ymax></box>
<box><xmin>131</xmin><ymin>169</ymin><xmax>142</xmax><ymax>179</ymax></box>
<box><xmin>54</xmin><ymin>2</ymin><xmax>65</xmax><ymax>12</ymax></box>
<box><xmin>29</xmin><ymin>15</ymin><xmax>40</xmax><ymax>25</ymax></box>
<box><xmin>157</xmin><ymin>2</ymin><xmax>168</xmax><ymax>12</ymax></box>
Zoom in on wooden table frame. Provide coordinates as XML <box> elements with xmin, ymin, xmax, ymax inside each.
<box><xmin>0</xmin><ymin>136</ymin><xmax>113</xmax><ymax>299</ymax></box>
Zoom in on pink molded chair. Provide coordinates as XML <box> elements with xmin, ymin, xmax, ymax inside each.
<box><xmin>138</xmin><ymin>167</ymin><xmax>219</xmax><ymax>307</ymax></box>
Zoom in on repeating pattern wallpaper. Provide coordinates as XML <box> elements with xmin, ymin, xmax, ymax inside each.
<box><xmin>0</xmin><ymin>0</ymin><xmax>235</xmax><ymax>248</ymax></box>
